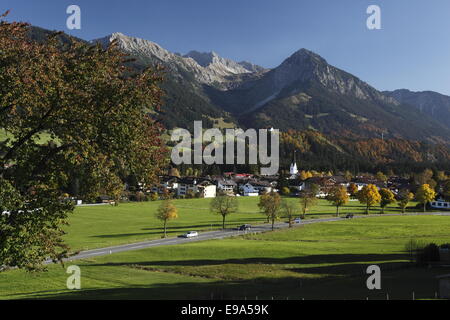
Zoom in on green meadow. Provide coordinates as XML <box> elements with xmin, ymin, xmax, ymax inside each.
<box><xmin>64</xmin><ymin>197</ymin><xmax>414</xmax><ymax>252</ymax></box>
<box><xmin>2</xmin><ymin>212</ymin><xmax>450</xmax><ymax>300</ymax></box>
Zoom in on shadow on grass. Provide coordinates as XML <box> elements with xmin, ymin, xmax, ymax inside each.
<box><xmin>3</xmin><ymin>279</ymin><xmax>321</xmax><ymax>300</ymax></box>
<box><xmin>8</xmin><ymin>253</ymin><xmax>447</xmax><ymax>300</ymax></box>
<box><xmin>14</xmin><ymin>264</ymin><xmax>443</xmax><ymax>300</ymax></box>
<box><xmin>86</xmin><ymin>254</ymin><xmax>410</xmax><ymax>276</ymax></box>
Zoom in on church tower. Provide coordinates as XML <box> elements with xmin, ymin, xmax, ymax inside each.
<box><xmin>289</xmin><ymin>151</ymin><xmax>298</xmax><ymax>176</ymax></box>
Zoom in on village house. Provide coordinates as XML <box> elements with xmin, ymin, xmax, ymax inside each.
<box><xmin>239</xmin><ymin>182</ymin><xmax>260</xmax><ymax>196</ymax></box>
<box><xmin>430</xmin><ymin>198</ymin><xmax>450</xmax><ymax>210</ymax></box>
<box><xmin>177</xmin><ymin>177</ymin><xmax>217</xmax><ymax>198</ymax></box>
<box><xmin>150</xmin><ymin>175</ymin><xmax>180</xmax><ymax>195</ymax></box>
<box><xmin>288</xmin><ymin>180</ymin><xmax>306</xmax><ymax>194</ymax></box>
<box><xmin>386</xmin><ymin>176</ymin><xmax>412</xmax><ymax>194</ymax></box>
<box><xmin>303</xmin><ymin>176</ymin><xmax>338</xmax><ymax>195</ymax></box>
<box><xmin>351</xmin><ymin>176</ymin><xmax>386</xmax><ymax>190</ymax></box>
<box><xmin>213</xmin><ymin>177</ymin><xmax>237</xmax><ymax>195</ymax></box>
<box><xmin>250</xmin><ymin>180</ymin><xmax>275</xmax><ymax>193</ymax></box>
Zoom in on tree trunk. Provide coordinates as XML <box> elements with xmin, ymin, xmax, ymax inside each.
<box><xmin>366</xmin><ymin>204</ymin><xmax>369</xmax><ymax>215</ymax></box>
<box><xmin>423</xmin><ymin>203</ymin><xmax>426</xmax><ymax>212</ymax></box>
<box><xmin>163</xmin><ymin>220</ymin><xmax>167</xmax><ymax>238</ymax></box>
<box><xmin>222</xmin><ymin>215</ymin><xmax>226</xmax><ymax>229</ymax></box>
<box><xmin>336</xmin><ymin>206</ymin><xmax>339</xmax><ymax>217</ymax></box>
<box><xmin>271</xmin><ymin>216</ymin><xmax>275</xmax><ymax>231</ymax></box>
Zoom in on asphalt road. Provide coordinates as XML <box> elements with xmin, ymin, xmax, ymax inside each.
<box><xmin>55</xmin><ymin>211</ymin><xmax>450</xmax><ymax>264</ymax></box>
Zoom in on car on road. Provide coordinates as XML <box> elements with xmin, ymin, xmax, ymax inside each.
<box><xmin>344</xmin><ymin>213</ymin><xmax>354</xmax><ymax>219</ymax></box>
<box><xmin>238</xmin><ymin>224</ymin><xmax>252</xmax><ymax>231</ymax></box>
<box><xmin>181</xmin><ymin>231</ymin><xmax>199</xmax><ymax>238</ymax></box>
<box><xmin>294</xmin><ymin>217</ymin><xmax>302</xmax><ymax>224</ymax></box>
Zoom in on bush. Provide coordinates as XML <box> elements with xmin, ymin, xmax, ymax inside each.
<box><xmin>406</xmin><ymin>240</ymin><xmax>441</xmax><ymax>265</ymax></box>
<box><xmin>186</xmin><ymin>190</ymin><xmax>195</xmax><ymax>199</ymax></box>
<box><xmin>150</xmin><ymin>193</ymin><xmax>159</xmax><ymax>201</ymax></box>
<box><xmin>417</xmin><ymin>243</ymin><xmax>440</xmax><ymax>264</ymax></box>
<box><xmin>281</xmin><ymin>187</ymin><xmax>291</xmax><ymax>195</ymax></box>
<box><xmin>135</xmin><ymin>192</ymin><xmax>145</xmax><ymax>202</ymax></box>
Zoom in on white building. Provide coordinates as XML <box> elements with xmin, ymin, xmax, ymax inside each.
<box><xmin>290</xmin><ymin>162</ymin><xmax>298</xmax><ymax>176</ymax></box>
<box><xmin>177</xmin><ymin>178</ymin><xmax>217</xmax><ymax>198</ymax></box>
<box><xmin>288</xmin><ymin>150</ymin><xmax>299</xmax><ymax>179</ymax></box>
<box><xmin>199</xmin><ymin>184</ymin><xmax>217</xmax><ymax>198</ymax></box>
<box><xmin>430</xmin><ymin>199</ymin><xmax>450</xmax><ymax>210</ymax></box>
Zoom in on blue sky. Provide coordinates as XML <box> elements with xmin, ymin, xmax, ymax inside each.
<box><xmin>2</xmin><ymin>0</ymin><xmax>450</xmax><ymax>95</ymax></box>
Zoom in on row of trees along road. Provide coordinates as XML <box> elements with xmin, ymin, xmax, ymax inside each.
<box><xmin>155</xmin><ymin>181</ymin><xmax>441</xmax><ymax>239</ymax></box>
<box><xmin>257</xmin><ymin>183</ymin><xmax>438</xmax><ymax>223</ymax></box>
<box><xmin>0</xmin><ymin>15</ymin><xmax>168</xmax><ymax>271</ymax></box>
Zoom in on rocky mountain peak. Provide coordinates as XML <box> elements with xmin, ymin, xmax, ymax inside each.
<box><xmin>92</xmin><ymin>32</ymin><xmax>175</xmax><ymax>63</ymax></box>
<box><xmin>184</xmin><ymin>50</ymin><xmax>218</xmax><ymax>67</ymax></box>
<box><xmin>238</xmin><ymin>61</ymin><xmax>268</xmax><ymax>73</ymax></box>
<box><xmin>92</xmin><ymin>33</ymin><xmax>265</xmax><ymax>85</ymax></box>
<box><xmin>287</xmin><ymin>48</ymin><xmax>328</xmax><ymax>65</ymax></box>
<box><xmin>184</xmin><ymin>50</ymin><xmax>252</xmax><ymax>75</ymax></box>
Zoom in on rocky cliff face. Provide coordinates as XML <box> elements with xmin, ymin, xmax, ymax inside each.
<box><xmin>184</xmin><ymin>50</ymin><xmax>250</xmax><ymax>74</ymax></box>
<box><xmin>93</xmin><ymin>33</ymin><xmax>266</xmax><ymax>87</ymax></box>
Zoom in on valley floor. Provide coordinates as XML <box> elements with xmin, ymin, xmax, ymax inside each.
<box><xmin>1</xmin><ymin>214</ymin><xmax>450</xmax><ymax>300</ymax></box>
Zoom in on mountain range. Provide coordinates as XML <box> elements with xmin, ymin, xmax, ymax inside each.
<box><xmin>24</xmin><ymin>26</ymin><xmax>450</xmax><ymax>170</ymax></box>
<box><xmin>89</xmin><ymin>32</ymin><xmax>450</xmax><ymax>143</ymax></box>
<box><xmin>384</xmin><ymin>89</ymin><xmax>450</xmax><ymax>130</ymax></box>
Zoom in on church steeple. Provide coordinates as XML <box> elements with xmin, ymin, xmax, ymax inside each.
<box><xmin>289</xmin><ymin>151</ymin><xmax>298</xmax><ymax>175</ymax></box>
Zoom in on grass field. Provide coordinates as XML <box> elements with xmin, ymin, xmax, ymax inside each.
<box><xmin>2</xmin><ymin>215</ymin><xmax>450</xmax><ymax>300</ymax></box>
<box><xmin>64</xmin><ymin>197</ymin><xmax>414</xmax><ymax>252</ymax></box>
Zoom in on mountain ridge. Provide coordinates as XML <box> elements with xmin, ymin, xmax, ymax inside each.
<box><xmin>28</xmin><ymin>27</ymin><xmax>450</xmax><ymax>144</ymax></box>
<box><xmin>384</xmin><ymin>89</ymin><xmax>450</xmax><ymax>129</ymax></box>
<box><xmin>19</xmin><ymin>26</ymin><xmax>450</xmax><ymax>169</ymax></box>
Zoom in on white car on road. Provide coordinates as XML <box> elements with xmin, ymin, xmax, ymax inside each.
<box><xmin>182</xmin><ymin>231</ymin><xmax>199</xmax><ymax>238</ymax></box>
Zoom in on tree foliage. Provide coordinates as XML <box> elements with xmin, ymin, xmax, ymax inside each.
<box><xmin>379</xmin><ymin>188</ymin><xmax>396</xmax><ymax>214</ymax></box>
<box><xmin>442</xmin><ymin>180</ymin><xmax>450</xmax><ymax>202</ymax></box>
<box><xmin>155</xmin><ymin>199</ymin><xmax>178</xmax><ymax>238</ymax></box>
<box><xmin>210</xmin><ymin>194</ymin><xmax>238</xmax><ymax>229</ymax></box>
<box><xmin>347</xmin><ymin>183</ymin><xmax>358</xmax><ymax>198</ymax></box>
<box><xmin>326</xmin><ymin>186</ymin><xmax>349</xmax><ymax>216</ymax></box>
<box><xmin>258</xmin><ymin>191</ymin><xmax>281</xmax><ymax>230</ymax></box>
<box><xmin>0</xmin><ymin>17</ymin><xmax>167</xmax><ymax>270</ymax></box>
<box><xmin>415</xmin><ymin>184</ymin><xmax>436</xmax><ymax>212</ymax></box>
<box><xmin>357</xmin><ymin>184</ymin><xmax>381</xmax><ymax>214</ymax></box>
<box><xmin>299</xmin><ymin>184</ymin><xmax>319</xmax><ymax>218</ymax></box>
<box><xmin>281</xmin><ymin>199</ymin><xmax>299</xmax><ymax>227</ymax></box>
<box><xmin>397</xmin><ymin>189</ymin><xmax>414</xmax><ymax>213</ymax></box>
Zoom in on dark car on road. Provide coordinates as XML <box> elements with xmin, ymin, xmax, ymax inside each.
<box><xmin>238</xmin><ymin>224</ymin><xmax>252</xmax><ymax>231</ymax></box>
